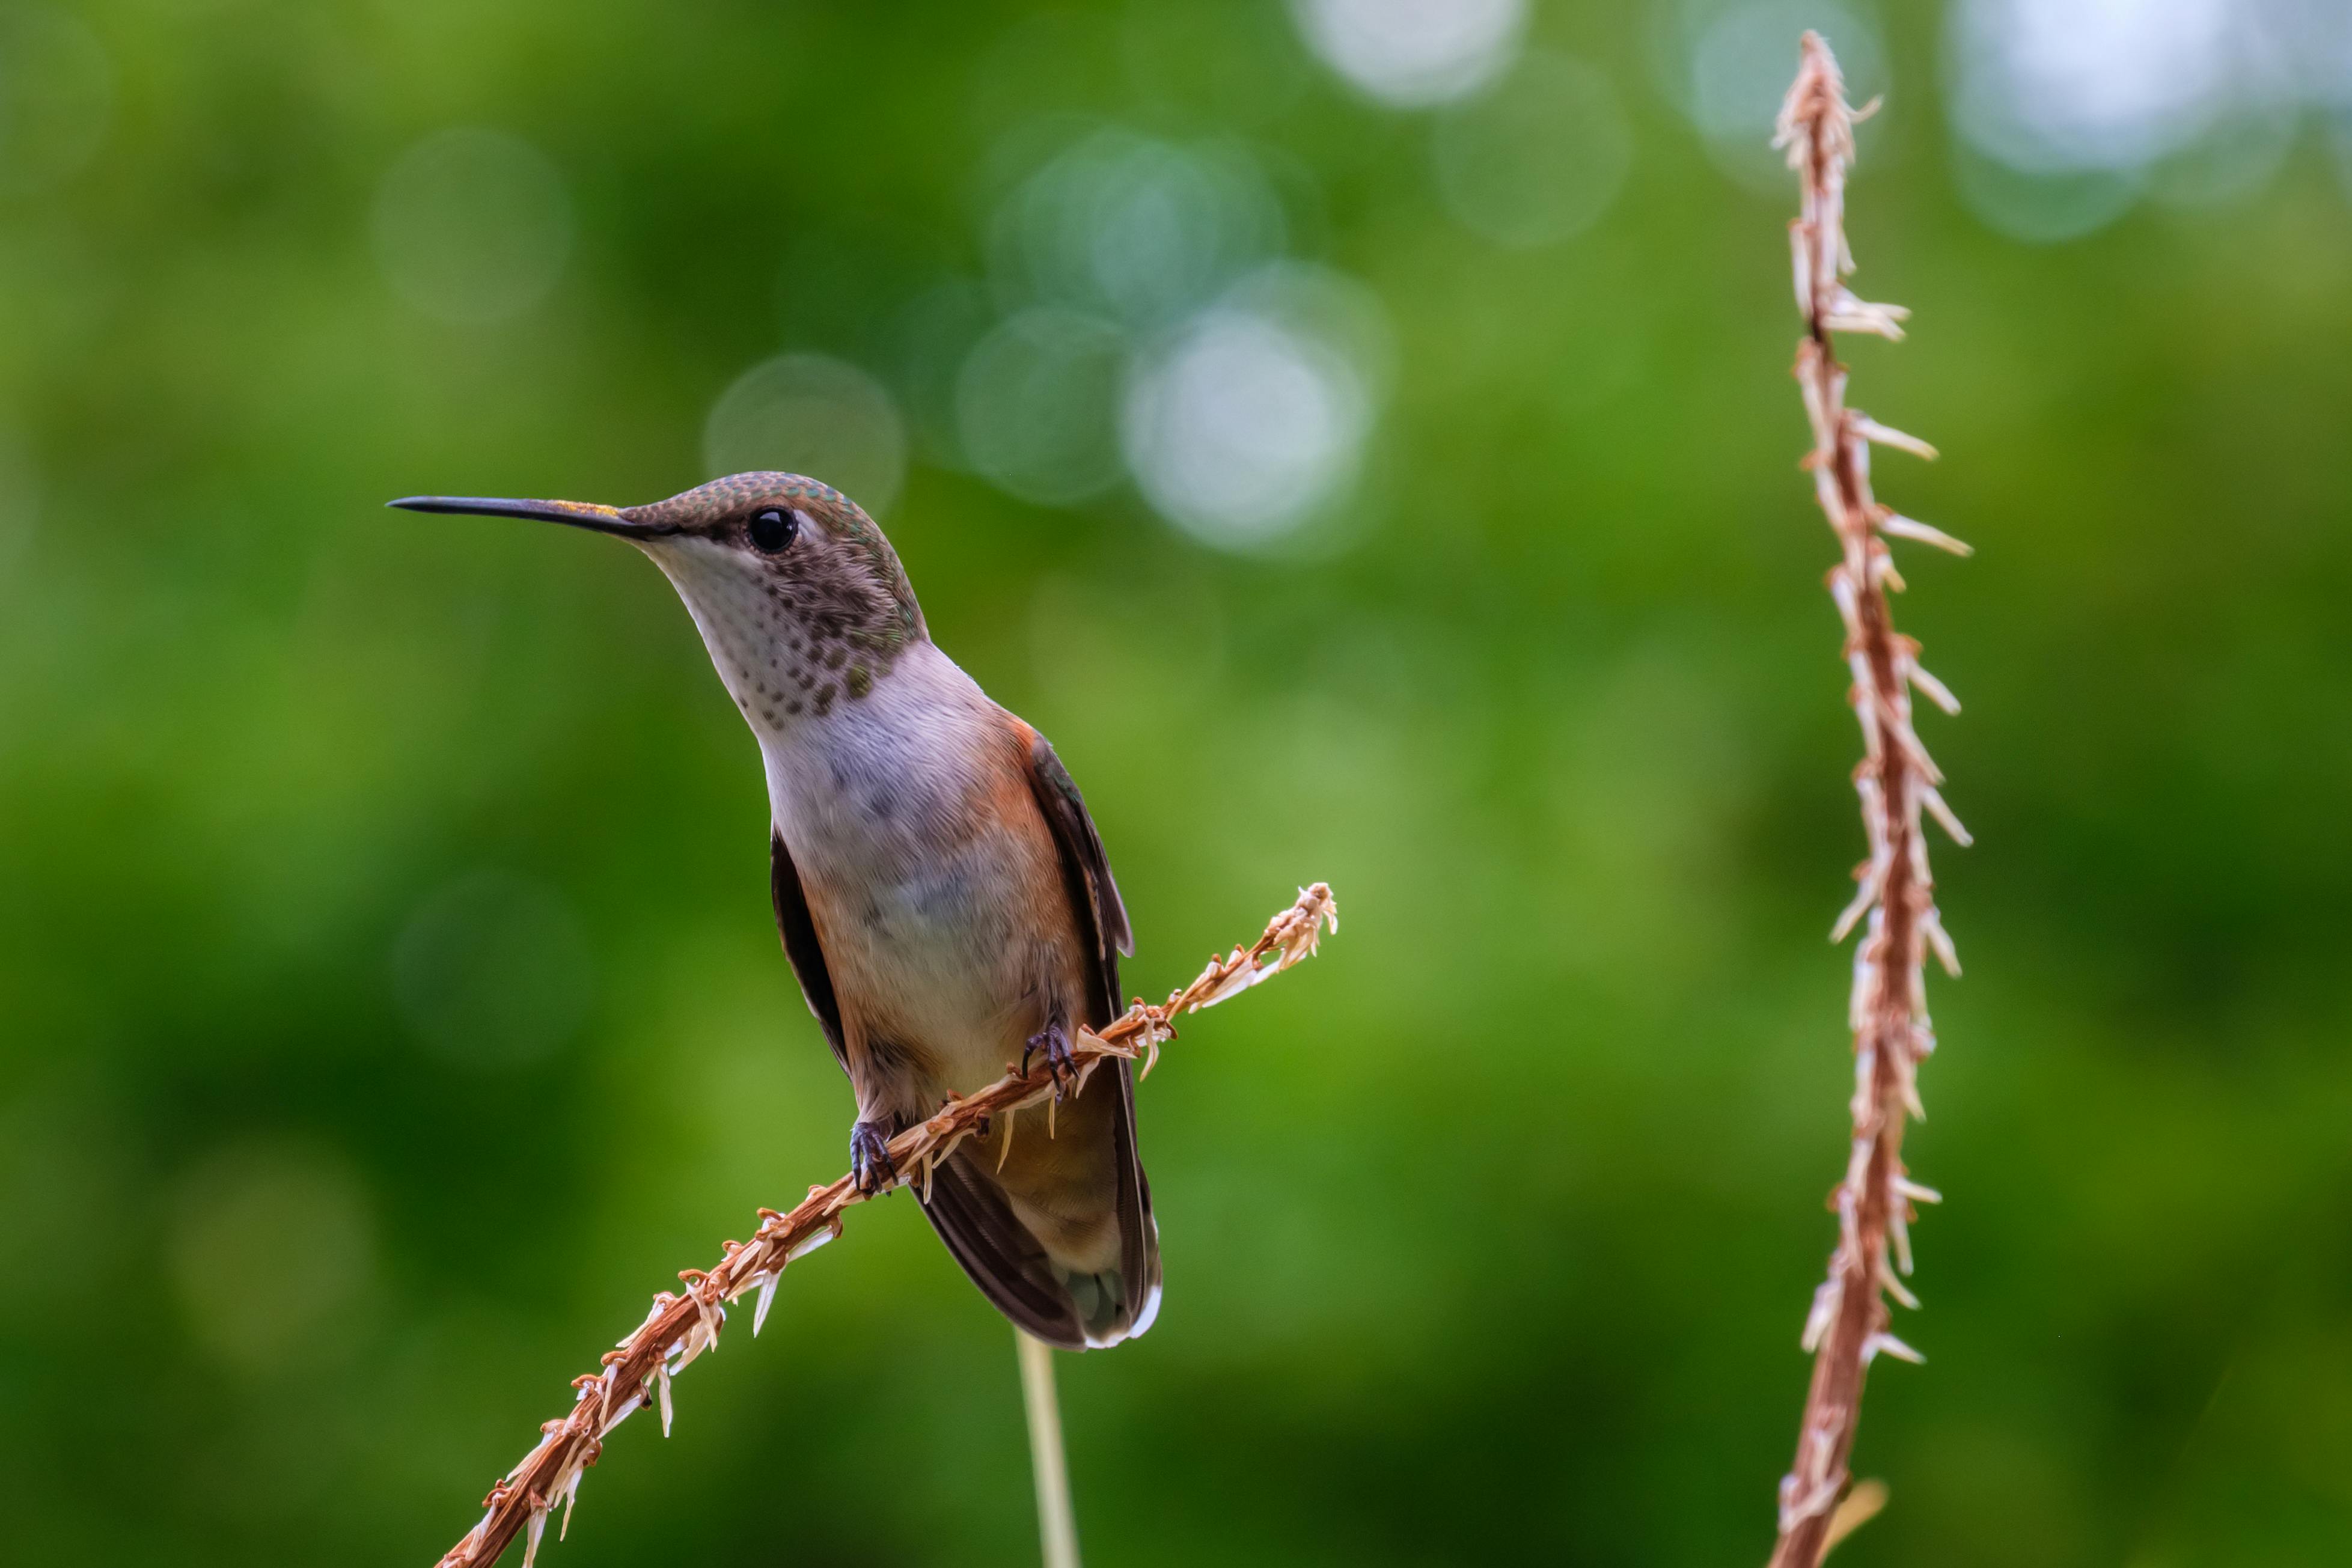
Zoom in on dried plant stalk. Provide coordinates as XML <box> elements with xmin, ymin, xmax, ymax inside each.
<box><xmin>1765</xmin><ymin>33</ymin><xmax>1969</xmax><ymax>1568</ymax></box>
<box><xmin>1017</xmin><ymin>1329</ymin><xmax>1083</xmax><ymax>1568</ymax></box>
<box><xmin>433</xmin><ymin>884</ymin><xmax>1339</xmax><ymax>1568</ymax></box>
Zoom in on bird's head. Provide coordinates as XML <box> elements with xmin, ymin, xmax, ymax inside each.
<box><xmin>393</xmin><ymin>473</ymin><xmax>926</xmax><ymax>727</ymax></box>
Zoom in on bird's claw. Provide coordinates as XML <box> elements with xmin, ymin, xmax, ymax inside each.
<box><xmin>1023</xmin><ymin>1019</ymin><xmax>1078</xmax><ymax>1099</ymax></box>
<box><xmin>849</xmin><ymin>1119</ymin><xmax>899</xmax><ymax>1196</ymax></box>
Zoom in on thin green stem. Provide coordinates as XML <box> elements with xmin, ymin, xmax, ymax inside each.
<box><xmin>1016</xmin><ymin>1329</ymin><xmax>1081</xmax><ymax>1568</ymax></box>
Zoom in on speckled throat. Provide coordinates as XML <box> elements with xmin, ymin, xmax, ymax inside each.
<box><xmin>389</xmin><ymin>472</ymin><xmax>929</xmax><ymax>726</ymax></box>
<box><xmin>623</xmin><ymin>472</ymin><xmax>928</xmax><ymax>725</ymax></box>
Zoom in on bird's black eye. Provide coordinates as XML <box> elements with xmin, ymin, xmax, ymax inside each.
<box><xmin>748</xmin><ymin>507</ymin><xmax>798</xmax><ymax>554</ymax></box>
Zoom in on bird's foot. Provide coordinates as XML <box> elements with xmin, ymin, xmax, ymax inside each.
<box><xmin>1022</xmin><ymin>1017</ymin><xmax>1079</xmax><ymax>1099</ymax></box>
<box><xmin>849</xmin><ymin>1118</ymin><xmax>899</xmax><ymax>1196</ymax></box>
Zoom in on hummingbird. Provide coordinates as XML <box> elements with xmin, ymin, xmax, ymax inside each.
<box><xmin>391</xmin><ymin>474</ymin><xmax>1158</xmax><ymax>1349</ymax></box>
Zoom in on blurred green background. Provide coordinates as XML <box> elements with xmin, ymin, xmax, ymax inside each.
<box><xmin>5</xmin><ymin>1</ymin><xmax>2351</xmax><ymax>1563</ymax></box>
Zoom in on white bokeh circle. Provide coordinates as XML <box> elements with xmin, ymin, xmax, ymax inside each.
<box><xmin>987</xmin><ymin>128</ymin><xmax>1287</xmax><ymax>330</ymax></box>
<box><xmin>1949</xmin><ymin>0</ymin><xmax>2241</xmax><ymax>175</ymax></box>
<box><xmin>704</xmin><ymin>354</ymin><xmax>908</xmax><ymax>516</ymax></box>
<box><xmin>1289</xmin><ymin>0</ymin><xmax>1527</xmax><ymax>108</ymax></box>
<box><xmin>1120</xmin><ymin>266</ymin><xmax>1387</xmax><ymax>551</ymax></box>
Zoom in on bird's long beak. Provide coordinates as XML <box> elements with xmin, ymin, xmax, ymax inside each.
<box><xmin>386</xmin><ymin>495</ymin><xmax>665</xmax><ymax>538</ymax></box>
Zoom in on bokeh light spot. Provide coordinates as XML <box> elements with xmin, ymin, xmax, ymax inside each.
<box><xmin>1121</xmin><ymin>269</ymin><xmax>1382</xmax><ymax>551</ymax></box>
<box><xmin>371</xmin><ymin>127</ymin><xmax>573</xmax><ymax>324</ymax></box>
<box><xmin>891</xmin><ymin>279</ymin><xmax>998</xmax><ymax>469</ymax></box>
<box><xmin>1660</xmin><ymin>1</ymin><xmax>1887</xmax><ymax>191</ymax></box>
<box><xmin>1948</xmin><ymin>145</ymin><xmax>2142</xmax><ymax>243</ymax></box>
<box><xmin>1288</xmin><ymin>0</ymin><xmax>1527</xmax><ymax>108</ymax></box>
<box><xmin>703</xmin><ymin>353</ymin><xmax>908</xmax><ymax>515</ymax></box>
<box><xmin>1690</xmin><ymin>2</ymin><xmax>1885</xmax><ymax>141</ymax></box>
<box><xmin>1943</xmin><ymin>2</ymin><xmax>2343</xmax><ymax>234</ymax></box>
<box><xmin>2146</xmin><ymin>96</ymin><xmax>2300</xmax><ymax>207</ymax></box>
<box><xmin>988</xmin><ymin>127</ymin><xmax>1287</xmax><ymax>331</ymax></box>
<box><xmin>1950</xmin><ymin>0</ymin><xmax>2238</xmax><ymax>175</ymax></box>
<box><xmin>1433</xmin><ymin>52</ymin><xmax>1633</xmax><ymax>248</ymax></box>
<box><xmin>957</xmin><ymin>307</ymin><xmax>1129</xmax><ymax>505</ymax></box>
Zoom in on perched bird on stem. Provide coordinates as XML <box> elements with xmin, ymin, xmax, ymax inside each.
<box><xmin>392</xmin><ymin>474</ymin><xmax>1158</xmax><ymax>1349</ymax></box>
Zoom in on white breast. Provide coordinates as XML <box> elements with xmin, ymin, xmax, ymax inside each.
<box><xmin>755</xmin><ymin>644</ymin><xmax>1042</xmax><ymax>1089</ymax></box>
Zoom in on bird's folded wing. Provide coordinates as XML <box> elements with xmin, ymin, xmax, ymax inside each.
<box><xmin>920</xmin><ymin>1151</ymin><xmax>1089</xmax><ymax>1347</ymax></box>
<box><xmin>769</xmin><ymin>828</ymin><xmax>848</xmax><ymax>1077</ymax></box>
<box><xmin>1018</xmin><ymin>725</ymin><xmax>1134</xmax><ymax>1026</ymax></box>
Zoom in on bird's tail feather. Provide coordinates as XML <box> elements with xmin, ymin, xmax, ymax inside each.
<box><xmin>917</xmin><ymin>1061</ymin><xmax>1159</xmax><ymax>1350</ymax></box>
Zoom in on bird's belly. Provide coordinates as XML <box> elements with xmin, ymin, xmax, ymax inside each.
<box><xmin>817</xmin><ymin>837</ymin><xmax>1045</xmax><ymax>1097</ymax></box>
<box><xmin>769</xmin><ymin>713</ymin><xmax>1060</xmax><ymax>1102</ymax></box>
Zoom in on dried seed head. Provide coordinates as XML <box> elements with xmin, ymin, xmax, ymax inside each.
<box><xmin>1768</xmin><ymin>29</ymin><xmax>1968</xmax><ymax>1568</ymax></box>
<box><xmin>432</xmin><ymin>886</ymin><xmax>1337</xmax><ymax>1568</ymax></box>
